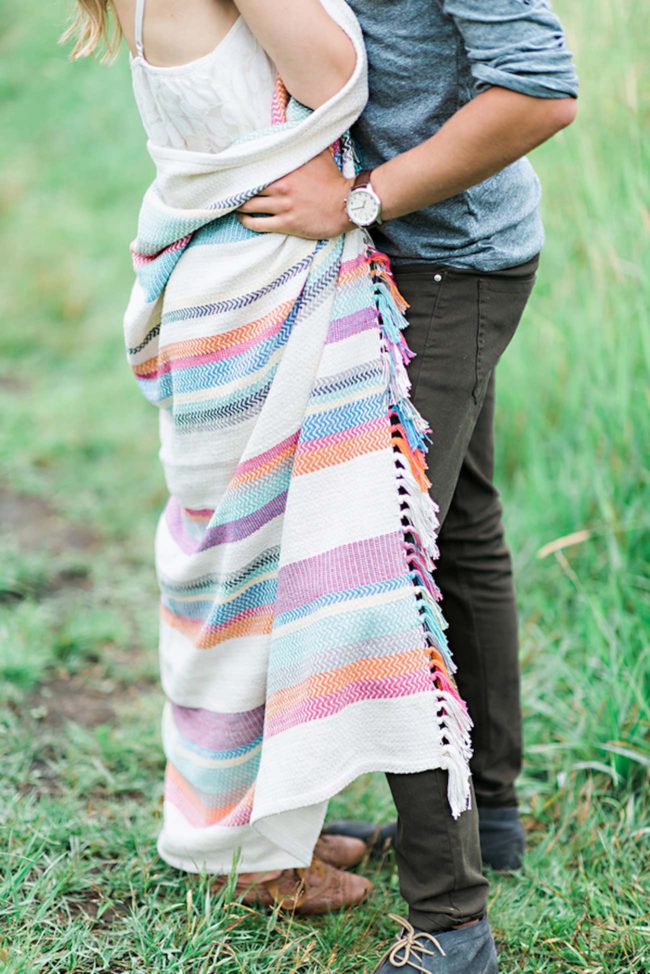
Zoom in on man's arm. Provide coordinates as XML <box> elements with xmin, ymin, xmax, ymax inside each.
<box><xmin>370</xmin><ymin>85</ymin><xmax>577</xmax><ymax>223</ymax></box>
<box><xmin>238</xmin><ymin>0</ymin><xmax>578</xmax><ymax>239</ymax></box>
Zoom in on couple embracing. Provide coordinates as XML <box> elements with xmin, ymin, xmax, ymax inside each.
<box><xmin>65</xmin><ymin>0</ymin><xmax>578</xmax><ymax>970</ymax></box>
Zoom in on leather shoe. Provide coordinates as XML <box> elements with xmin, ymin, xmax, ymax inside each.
<box><xmin>322</xmin><ymin>819</ymin><xmax>397</xmax><ymax>858</ymax></box>
<box><xmin>214</xmin><ymin>855</ymin><xmax>372</xmax><ymax>915</ymax></box>
<box><xmin>313</xmin><ymin>832</ymin><xmax>368</xmax><ymax>868</ymax></box>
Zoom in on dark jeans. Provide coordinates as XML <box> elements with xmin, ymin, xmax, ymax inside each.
<box><xmin>384</xmin><ymin>255</ymin><xmax>539</xmax><ymax>932</ymax></box>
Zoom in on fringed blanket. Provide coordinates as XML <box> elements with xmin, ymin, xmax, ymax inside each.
<box><xmin>124</xmin><ymin>0</ymin><xmax>472</xmax><ymax>874</ymax></box>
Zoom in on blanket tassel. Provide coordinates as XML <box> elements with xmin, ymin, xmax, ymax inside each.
<box><xmin>368</xmin><ymin>246</ymin><xmax>473</xmax><ymax>818</ymax></box>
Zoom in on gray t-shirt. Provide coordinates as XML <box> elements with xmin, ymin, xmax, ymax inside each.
<box><xmin>347</xmin><ymin>0</ymin><xmax>579</xmax><ymax>270</ymax></box>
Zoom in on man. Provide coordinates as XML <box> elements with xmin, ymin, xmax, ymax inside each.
<box><xmin>238</xmin><ymin>1</ymin><xmax>578</xmax><ymax>969</ymax></box>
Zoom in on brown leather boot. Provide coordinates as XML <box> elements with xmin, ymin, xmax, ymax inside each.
<box><xmin>216</xmin><ymin>856</ymin><xmax>372</xmax><ymax>915</ymax></box>
<box><xmin>313</xmin><ymin>832</ymin><xmax>368</xmax><ymax>868</ymax></box>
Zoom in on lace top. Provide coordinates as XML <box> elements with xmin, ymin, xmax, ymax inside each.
<box><xmin>129</xmin><ymin>15</ymin><xmax>276</xmax><ymax>154</ymax></box>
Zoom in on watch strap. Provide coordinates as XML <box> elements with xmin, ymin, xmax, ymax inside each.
<box><xmin>352</xmin><ymin>169</ymin><xmax>374</xmax><ymax>192</ymax></box>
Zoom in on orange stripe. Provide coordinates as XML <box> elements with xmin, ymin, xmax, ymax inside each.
<box><xmin>293</xmin><ymin>425</ymin><xmax>389</xmax><ymax>477</ymax></box>
<box><xmin>266</xmin><ymin>647</ymin><xmax>429</xmax><ymax>717</ymax></box>
<box><xmin>161</xmin><ymin>604</ymin><xmax>274</xmax><ymax>648</ymax></box>
<box><xmin>392</xmin><ymin>435</ymin><xmax>432</xmax><ymax>491</ymax></box>
<box><xmin>337</xmin><ymin>262</ymin><xmax>370</xmax><ymax>289</ymax></box>
<box><xmin>135</xmin><ymin>300</ymin><xmax>294</xmax><ymax>376</ymax></box>
<box><xmin>429</xmin><ymin>649</ymin><xmax>452</xmax><ymax>677</ymax></box>
<box><xmin>166</xmin><ymin>763</ymin><xmax>254</xmax><ymax>825</ymax></box>
<box><xmin>230</xmin><ymin>441</ymin><xmax>297</xmax><ymax>487</ymax></box>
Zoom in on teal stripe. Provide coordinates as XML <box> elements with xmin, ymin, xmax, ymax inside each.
<box><xmin>167</xmin><ymin>740</ymin><xmax>260</xmax><ymax>796</ymax></box>
<box><xmin>173</xmin><ymin>728</ymin><xmax>262</xmax><ymax>763</ymax></box>
<box><xmin>190</xmin><ymin>213</ymin><xmax>259</xmax><ymax>246</ymax></box>
<box><xmin>270</xmin><ymin>585</ymin><xmax>420</xmax><ymax>673</ymax></box>
<box><xmin>205</xmin><ymin>467</ymin><xmax>291</xmax><ymax>528</ymax></box>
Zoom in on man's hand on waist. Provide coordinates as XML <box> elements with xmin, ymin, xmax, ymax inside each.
<box><xmin>237</xmin><ymin>149</ymin><xmax>355</xmax><ymax>240</ymax></box>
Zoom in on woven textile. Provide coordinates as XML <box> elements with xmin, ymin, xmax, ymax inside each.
<box><xmin>124</xmin><ymin>0</ymin><xmax>472</xmax><ymax>874</ymax></box>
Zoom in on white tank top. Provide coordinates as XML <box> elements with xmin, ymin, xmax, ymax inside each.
<box><xmin>129</xmin><ymin>0</ymin><xmax>276</xmax><ymax>154</ymax></box>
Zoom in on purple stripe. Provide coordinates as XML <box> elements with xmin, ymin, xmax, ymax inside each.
<box><xmin>166</xmin><ymin>491</ymin><xmax>287</xmax><ymax>555</ymax></box>
<box><xmin>326</xmin><ymin>308</ymin><xmax>376</xmax><ymax>345</ymax></box>
<box><xmin>165</xmin><ymin>499</ymin><xmax>197</xmax><ymax>555</ymax></box>
<box><xmin>171</xmin><ymin>702</ymin><xmax>265</xmax><ymax>752</ymax></box>
<box><xmin>276</xmin><ymin>531</ymin><xmax>406</xmax><ymax>615</ymax></box>
<box><xmin>201</xmin><ymin>491</ymin><xmax>287</xmax><ymax>550</ymax></box>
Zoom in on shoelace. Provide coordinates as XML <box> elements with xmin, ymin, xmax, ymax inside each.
<box><xmin>380</xmin><ymin>914</ymin><xmax>445</xmax><ymax>973</ymax></box>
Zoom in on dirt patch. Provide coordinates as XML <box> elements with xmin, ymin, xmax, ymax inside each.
<box><xmin>26</xmin><ymin>657</ymin><xmax>160</xmax><ymax>731</ymax></box>
<box><xmin>66</xmin><ymin>895</ymin><xmax>131</xmax><ymax>929</ymax></box>
<box><xmin>0</xmin><ymin>566</ymin><xmax>93</xmax><ymax>603</ymax></box>
<box><xmin>0</xmin><ymin>487</ymin><xmax>98</xmax><ymax>600</ymax></box>
<box><xmin>0</xmin><ymin>373</ymin><xmax>31</xmax><ymax>394</ymax></box>
<box><xmin>0</xmin><ymin>487</ymin><xmax>99</xmax><ymax>554</ymax></box>
<box><xmin>49</xmin><ymin>565</ymin><xmax>93</xmax><ymax>595</ymax></box>
<box><xmin>28</xmin><ymin>671</ymin><xmax>117</xmax><ymax>729</ymax></box>
<box><xmin>18</xmin><ymin>743</ymin><xmax>61</xmax><ymax>798</ymax></box>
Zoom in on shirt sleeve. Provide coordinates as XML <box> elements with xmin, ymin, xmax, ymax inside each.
<box><xmin>440</xmin><ymin>0</ymin><xmax>579</xmax><ymax>99</ymax></box>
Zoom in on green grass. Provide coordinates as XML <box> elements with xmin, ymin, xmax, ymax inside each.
<box><xmin>0</xmin><ymin>0</ymin><xmax>649</xmax><ymax>971</ymax></box>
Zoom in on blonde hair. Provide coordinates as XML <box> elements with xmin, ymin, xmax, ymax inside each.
<box><xmin>60</xmin><ymin>0</ymin><xmax>122</xmax><ymax>62</ymax></box>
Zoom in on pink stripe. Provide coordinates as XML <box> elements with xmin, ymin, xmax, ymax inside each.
<box><xmin>296</xmin><ymin>415</ymin><xmax>385</xmax><ymax>455</ymax></box>
<box><xmin>165</xmin><ymin>773</ymin><xmax>252</xmax><ymax>829</ymax></box>
<box><xmin>220</xmin><ymin>804</ymin><xmax>253</xmax><ymax>828</ymax></box>
<box><xmin>326</xmin><ymin>307</ymin><xmax>377</xmax><ymax>345</ymax></box>
<box><xmin>140</xmin><ymin>317</ymin><xmax>286</xmax><ymax>381</ymax></box>
<box><xmin>276</xmin><ymin>530</ymin><xmax>406</xmax><ymax>615</ymax></box>
<box><xmin>339</xmin><ymin>252</ymin><xmax>369</xmax><ymax>276</ymax></box>
<box><xmin>235</xmin><ymin>430</ymin><xmax>299</xmax><ymax>477</ymax></box>
<box><xmin>265</xmin><ymin>670</ymin><xmax>433</xmax><ymax>737</ymax></box>
<box><xmin>432</xmin><ymin>668</ymin><xmax>469</xmax><ymax>714</ymax></box>
<box><xmin>165</xmin><ymin>498</ymin><xmax>196</xmax><ymax>555</ymax></box>
<box><xmin>132</xmin><ymin>234</ymin><xmax>192</xmax><ymax>267</ymax></box>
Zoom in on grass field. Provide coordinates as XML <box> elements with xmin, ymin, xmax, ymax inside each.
<box><xmin>0</xmin><ymin>1</ymin><xmax>648</xmax><ymax>971</ymax></box>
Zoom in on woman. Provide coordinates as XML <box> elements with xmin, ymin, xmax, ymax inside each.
<box><xmin>62</xmin><ymin>0</ymin><xmax>472</xmax><ymax>920</ymax></box>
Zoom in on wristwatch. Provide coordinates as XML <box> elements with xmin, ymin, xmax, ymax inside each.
<box><xmin>345</xmin><ymin>170</ymin><xmax>383</xmax><ymax>228</ymax></box>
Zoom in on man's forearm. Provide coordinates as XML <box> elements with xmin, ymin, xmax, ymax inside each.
<box><xmin>372</xmin><ymin>86</ymin><xmax>577</xmax><ymax>222</ymax></box>
<box><xmin>237</xmin><ymin>86</ymin><xmax>577</xmax><ymax>239</ymax></box>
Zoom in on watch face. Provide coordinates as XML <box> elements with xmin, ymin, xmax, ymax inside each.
<box><xmin>347</xmin><ymin>188</ymin><xmax>381</xmax><ymax>227</ymax></box>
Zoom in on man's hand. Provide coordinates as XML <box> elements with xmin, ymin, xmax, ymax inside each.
<box><xmin>237</xmin><ymin>149</ymin><xmax>355</xmax><ymax>240</ymax></box>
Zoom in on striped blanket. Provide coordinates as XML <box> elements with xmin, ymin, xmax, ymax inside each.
<box><xmin>123</xmin><ymin>0</ymin><xmax>472</xmax><ymax>875</ymax></box>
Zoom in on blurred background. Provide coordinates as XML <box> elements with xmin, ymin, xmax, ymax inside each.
<box><xmin>0</xmin><ymin>1</ymin><xmax>648</xmax><ymax>971</ymax></box>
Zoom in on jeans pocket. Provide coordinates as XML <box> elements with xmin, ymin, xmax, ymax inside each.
<box><xmin>393</xmin><ymin>267</ymin><xmax>448</xmax><ymax>396</ymax></box>
<box><xmin>472</xmin><ymin>275</ymin><xmax>537</xmax><ymax>404</ymax></box>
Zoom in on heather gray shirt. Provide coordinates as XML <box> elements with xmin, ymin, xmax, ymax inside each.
<box><xmin>347</xmin><ymin>0</ymin><xmax>579</xmax><ymax>270</ymax></box>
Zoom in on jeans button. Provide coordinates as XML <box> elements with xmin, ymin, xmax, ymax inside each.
<box><xmin>433</xmin><ymin>273</ymin><xmax>442</xmax><ymax>283</ymax></box>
